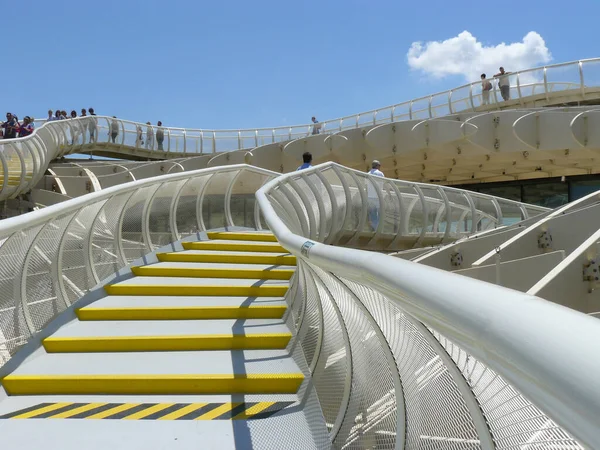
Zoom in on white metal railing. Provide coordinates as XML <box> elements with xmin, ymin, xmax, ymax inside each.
<box><xmin>2</xmin><ymin>58</ymin><xmax>600</xmax><ymax>204</ymax></box>
<box><xmin>257</xmin><ymin>163</ymin><xmax>600</xmax><ymax>449</ymax></box>
<box><xmin>25</xmin><ymin>58</ymin><xmax>600</xmax><ymax>153</ymax></box>
<box><xmin>0</xmin><ymin>164</ymin><xmax>276</xmax><ymax>366</ymax></box>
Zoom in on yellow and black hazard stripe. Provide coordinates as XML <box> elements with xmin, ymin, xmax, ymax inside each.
<box><xmin>0</xmin><ymin>401</ymin><xmax>294</xmax><ymax>420</ymax></box>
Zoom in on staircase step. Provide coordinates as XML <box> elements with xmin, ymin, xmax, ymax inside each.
<box><xmin>132</xmin><ymin>264</ymin><xmax>294</xmax><ymax>280</ymax></box>
<box><xmin>157</xmin><ymin>250</ymin><xmax>296</xmax><ymax>265</ymax></box>
<box><xmin>206</xmin><ymin>231</ymin><xmax>277</xmax><ymax>242</ymax></box>
<box><xmin>182</xmin><ymin>240</ymin><xmax>287</xmax><ymax>253</ymax></box>
<box><xmin>104</xmin><ymin>277</ymin><xmax>288</xmax><ymax>297</ymax></box>
<box><xmin>77</xmin><ymin>296</ymin><xmax>287</xmax><ymax>321</ymax></box>
<box><xmin>43</xmin><ymin>319</ymin><xmax>291</xmax><ymax>352</ymax></box>
<box><xmin>2</xmin><ymin>350</ymin><xmax>304</xmax><ymax>395</ymax></box>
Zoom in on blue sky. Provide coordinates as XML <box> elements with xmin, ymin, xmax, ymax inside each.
<box><xmin>4</xmin><ymin>0</ymin><xmax>599</xmax><ymax>130</ymax></box>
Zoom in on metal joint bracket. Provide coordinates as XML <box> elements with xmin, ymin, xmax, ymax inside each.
<box><xmin>537</xmin><ymin>230</ymin><xmax>553</xmax><ymax>252</ymax></box>
<box><xmin>450</xmin><ymin>250</ymin><xmax>463</xmax><ymax>268</ymax></box>
<box><xmin>583</xmin><ymin>258</ymin><xmax>600</xmax><ymax>293</ymax></box>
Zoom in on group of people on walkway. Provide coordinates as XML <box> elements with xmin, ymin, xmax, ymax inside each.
<box><xmin>0</xmin><ymin>112</ymin><xmax>35</xmax><ymax>139</ymax></box>
<box><xmin>480</xmin><ymin>67</ymin><xmax>511</xmax><ymax>104</ymax></box>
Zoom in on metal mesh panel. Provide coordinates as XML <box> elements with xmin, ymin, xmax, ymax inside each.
<box><xmin>434</xmin><ymin>332</ymin><xmax>583</xmax><ymax>450</ymax></box>
<box><xmin>91</xmin><ymin>194</ymin><xmax>130</xmax><ymax>281</ymax></box>
<box><xmin>308</xmin><ymin>271</ymin><xmax>349</xmax><ymax>437</ymax></box>
<box><xmin>202</xmin><ymin>171</ymin><xmax>237</xmax><ymax>230</ymax></box>
<box><xmin>175</xmin><ymin>175</ymin><xmax>211</xmax><ymax>235</ymax></box>
<box><xmin>307</xmin><ymin>267</ymin><xmax>398</xmax><ymax>450</ymax></box>
<box><xmin>60</xmin><ymin>202</ymin><xmax>106</xmax><ymax>303</ymax></box>
<box><xmin>268</xmin><ymin>190</ymin><xmax>301</xmax><ymax>236</ymax></box>
<box><xmin>229</xmin><ymin>169</ymin><xmax>272</xmax><ymax>228</ymax></box>
<box><xmin>120</xmin><ymin>185</ymin><xmax>157</xmax><ymax>262</ymax></box>
<box><xmin>147</xmin><ymin>180</ymin><xmax>185</xmax><ymax>249</ymax></box>
<box><xmin>0</xmin><ymin>228</ymin><xmax>42</xmax><ymax>359</ymax></box>
<box><xmin>337</xmin><ymin>278</ymin><xmax>481</xmax><ymax>450</ymax></box>
<box><xmin>24</xmin><ymin>214</ymin><xmax>73</xmax><ymax>331</ymax></box>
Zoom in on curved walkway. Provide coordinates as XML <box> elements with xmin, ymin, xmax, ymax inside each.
<box><xmin>4</xmin><ymin>58</ymin><xmax>600</xmax><ymax>204</ymax></box>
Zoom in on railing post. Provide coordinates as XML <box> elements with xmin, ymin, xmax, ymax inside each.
<box><xmin>167</xmin><ymin>129</ymin><xmax>171</xmax><ymax>152</ymax></box>
<box><xmin>238</xmin><ymin>131</ymin><xmax>242</xmax><ymax>150</ymax></box>
<box><xmin>428</xmin><ymin>96</ymin><xmax>433</xmax><ymax>118</ymax></box>
<box><xmin>183</xmin><ymin>130</ymin><xmax>187</xmax><ymax>153</ymax></box>
<box><xmin>579</xmin><ymin>61</ymin><xmax>586</xmax><ymax>98</ymax></box>
<box><xmin>469</xmin><ymin>83</ymin><xmax>475</xmax><ymax>110</ymax></box>
<box><xmin>254</xmin><ymin>130</ymin><xmax>258</xmax><ymax>147</ymax></box>
<box><xmin>212</xmin><ymin>131</ymin><xmax>216</xmax><ymax>154</ymax></box>
<box><xmin>355</xmin><ymin>115</ymin><xmax>359</xmax><ymax>128</ymax></box>
<box><xmin>200</xmin><ymin>131</ymin><xmax>204</xmax><ymax>154</ymax></box>
<box><xmin>372</xmin><ymin>110</ymin><xmax>377</xmax><ymax>125</ymax></box>
<box><xmin>409</xmin><ymin>101</ymin><xmax>413</xmax><ymax>120</ymax></box>
<box><xmin>391</xmin><ymin>106</ymin><xmax>395</xmax><ymax>122</ymax></box>
<box><xmin>516</xmin><ymin>73</ymin><xmax>523</xmax><ymax>106</ymax></box>
<box><xmin>339</xmin><ymin>119</ymin><xmax>343</xmax><ymax>131</ymax></box>
<box><xmin>543</xmin><ymin>67</ymin><xmax>550</xmax><ymax>102</ymax></box>
<box><xmin>448</xmin><ymin>91</ymin><xmax>453</xmax><ymax>114</ymax></box>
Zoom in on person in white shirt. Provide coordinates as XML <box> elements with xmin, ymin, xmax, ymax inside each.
<box><xmin>494</xmin><ymin>67</ymin><xmax>511</xmax><ymax>101</ymax></box>
<box><xmin>367</xmin><ymin>160</ymin><xmax>384</xmax><ymax>230</ymax></box>
<box><xmin>145</xmin><ymin>122</ymin><xmax>154</xmax><ymax>149</ymax></box>
<box><xmin>480</xmin><ymin>73</ymin><xmax>492</xmax><ymax>105</ymax></box>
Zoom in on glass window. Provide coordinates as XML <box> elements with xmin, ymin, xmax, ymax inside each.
<box><xmin>522</xmin><ymin>182</ymin><xmax>568</xmax><ymax>207</ymax></box>
<box><xmin>570</xmin><ymin>180</ymin><xmax>600</xmax><ymax>201</ymax></box>
<box><xmin>477</xmin><ymin>185</ymin><xmax>522</xmax><ymax>202</ymax></box>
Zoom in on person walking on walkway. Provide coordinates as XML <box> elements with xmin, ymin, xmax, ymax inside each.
<box><xmin>109</xmin><ymin>116</ymin><xmax>119</xmax><ymax>143</ymax></box>
<box><xmin>481</xmin><ymin>73</ymin><xmax>493</xmax><ymax>105</ymax></box>
<box><xmin>311</xmin><ymin>117</ymin><xmax>321</xmax><ymax>135</ymax></box>
<box><xmin>156</xmin><ymin>121</ymin><xmax>165</xmax><ymax>150</ymax></box>
<box><xmin>367</xmin><ymin>160</ymin><xmax>384</xmax><ymax>230</ymax></box>
<box><xmin>145</xmin><ymin>122</ymin><xmax>154</xmax><ymax>149</ymax></box>
<box><xmin>494</xmin><ymin>67</ymin><xmax>511</xmax><ymax>101</ymax></box>
<box><xmin>297</xmin><ymin>152</ymin><xmax>312</xmax><ymax>170</ymax></box>
<box><xmin>88</xmin><ymin>108</ymin><xmax>97</xmax><ymax>142</ymax></box>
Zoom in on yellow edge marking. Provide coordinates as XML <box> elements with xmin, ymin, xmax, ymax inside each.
<box><xmin>206</xmin><ymin>232</ymin><xmax>277</xmax><ymax>242</ymax></box>
<box><xmin>43</xmin><ymin>333</ymin><xmax>292</xmax><ymax>352</ymax></box>
<box><xmin>85</xmin><ymin>403</ymin><xmax>141</xmax><ymax>419</ymax></box>
<box><xmin>234</xmin><ymin>401</ymin><xmax>276</xmax><ymax>419</ymax></box>
<box><xmin>182</xmin><ymin>242</ymin><xmax>287</xmax><ymax>253</ymax></box>
<box><xmin>157</xmin><ymin>253</ymin><xmax>296</xmax><ymax>265</ymax></box>
<box><xmin>49</xmin><ymin>402</ymin><xmax>107</xmax><ymax>419</ymax></box>
<box><xmin>1</xmin><ymin>374</ymin><xmax>305</xmax><ymax>395</ymax></box>
<box><xmin>103</xmin><ymin>285</ymin><xmax>288</xmax><ymax>297</ymax></box>
<box><xmin>195</xmin><ymin>403</ymin><xmax>238</xmax><ymax>420</ymax></box>
<box><xmin>157</xmin><ymin>403</ymin><xmax>208</xmax><ymax>420</ymax></box>
<box><xmin>76</xmin><ymin>305</ymin><xmax>287</xmax><ymax>321</ymax></box>
<box><xmin>11</xmin><ymin>402</ymin><xmax>72</xmax><ymax>419</ymax></box>
<box><xmin>123</xmin><ymin>403</ymin><xmax>175</xmax><ymax>420</ymax></box>
<box><xmin>131</xmin><ymin>266</ymin><xmax>294</xmax><ymax>280</ymax></box>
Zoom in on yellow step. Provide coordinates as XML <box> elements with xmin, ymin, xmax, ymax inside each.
<box><xmin>131</xmin><ymin>266</ymin><xmax>294</xmax><ymax>280</ymax></box>
<box><xmin>206</xmin><ymin>232</ymin><xmax>278</xmax><ymax>242</ymax></box>
<box><xmin>43</xmin><ymin>333</ymin><xmax>292</xmax><ymax>353</ymax></box>
<box><xmin>182</xmin><ymin>241</ymin><xmax>287</xmax><ymax>253</ymax></box>
<box><xmin>76</xmin><ymin>305</ymin><xmax>287</xmax><ymax>321</ymax></box>
<box><xmin>157</xmin><ymin>252</ymin><xmax>296</xmax><ymax>265</ymax></box>
<box><xmin>104</xmin><ymin>284</ymin><xmax>288</xmax><ymax>297</ymax></box>
<box><xmin>1</xmin><ymin>374</ymin><xmax>304</xmax><ymax>395</ymax></box>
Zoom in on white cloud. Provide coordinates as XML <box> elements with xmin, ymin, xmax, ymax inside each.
<box><xmin>407</xmin><ymin>31</ymin><xmax>552</xmax><ymax>83</ymax></box>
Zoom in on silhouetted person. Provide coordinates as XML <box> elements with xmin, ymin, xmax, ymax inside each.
<box><xmin>297</xmin><ymin>152</ymin><xmax>312</xmax><ymax>170</ymax></box>
<box><xmin>156</xmin><ymin>121</ymin><xmax>164</xmax><ymax>150</ymax></box>
<box><xmin>311</xmin><ymin>116</ymin><xmax>321</xmax><ymax>135</ymax></box>
<box><xmin>494</xmin><ymin>67</ymin><xmax>511</xmax><ymax>101</ymax></box>
<box><xmin>481</xmin><ymin>73</ymin><xmax>492</xmax><ymax>105</ymax></box>
<box><xmin>110</xmin><ymin>116</ymin><xmax>119</xmax><ymax>143</ymax></box>
<box><xmin>367</xmin><ymin>160</ymin><xmax>384</xmax><ymax>230</ymax></box>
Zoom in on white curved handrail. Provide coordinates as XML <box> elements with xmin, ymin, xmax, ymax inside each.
<box><xmin>256</xmin><ymin>162</ymin><xmax>600</xmax><ymax>448</ymax></box>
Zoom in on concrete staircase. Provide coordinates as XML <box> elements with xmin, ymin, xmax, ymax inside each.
<box><xmin>0</xmin><ymin>232</ymin><xmax>324</xmax><ymax>449</ymax></box>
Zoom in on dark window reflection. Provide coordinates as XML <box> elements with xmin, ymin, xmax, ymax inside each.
<box><xmin>570</xmin><ymin>180</ymin><xmax>600</xmax><ymax>200</ymax></box>
<box><xmin>477</xmin><ymin>185</ymin><xmax>521</xmax><ymax>201</ymax></box>
<box><xmin>522</xmin><ymin>183</ymin><xmax>568</xmax><ymax>208</ymax></box>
